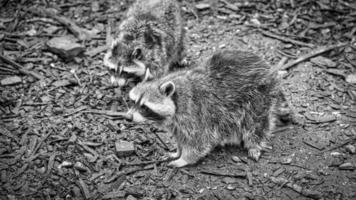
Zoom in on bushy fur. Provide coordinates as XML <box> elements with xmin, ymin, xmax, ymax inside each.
<box><xmin>104</xmin><ymin>0</ymin><xmax>185</xmax><ymax>86</ymax></box>
<box><xmin>129</xmin><ymin>50</ymin><xmax>287</xmax><ymax>167</ymax></box>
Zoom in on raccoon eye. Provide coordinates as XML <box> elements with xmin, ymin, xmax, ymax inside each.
<box><xmin>140</xmin><ymin>104</ymin><xmax>150</xmax><ymax>113</ymax></box>
<box><xmin>108</xmin><ymin>67</ymin><xmax>116</xmax><ymax>74</ymax></box>
<box><xmin>132</xmin><ymin>48</ymin><xmax>143</xmax><ymax>60</ymax></box>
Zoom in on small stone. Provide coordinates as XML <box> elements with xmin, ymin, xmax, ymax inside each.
<box><xmin>346</xmin><ymin>74</ymin><xmax>356</xmax><ymax>84</ymax></box>
<box><xmin>115</xmin><ymin>140</ymin><xmax>135</xmax><ymax>157</ymax></box>
<box><xmin>345</xmin><ymin>144</ymin><xmax>356</xmax><ymax>154</ymax></box>
<box><xmin>195</xmin><ymin>3</ymin><xmax>210</xmax><ymax>10</ymax></box>
<box><xmin>339</xmin><ymin>162</ymin><xmax>355</xmax><ymax>170</ymax></box>
<box><xmin>58</xmin><ymin>161</ymin><xmax>73</xmax><ymax>169</ymax></box>
<box><xmin>226</xmin><ymin>184</ymin><xmax>236</xmax><ymax>190</ymax></box>
<box><xmin>1</xmin><ymin>76</ymin><xmax>22</xmax><ymax>86</ymax></box>
<box><xmin>36</xmin><ymin>166</ymin><xmax>46</xmax><ymax>174</ymax></box>
<box><xmin>231</xmin><ymin>156</ymin><xmax>241</xmax><ymax>163</ymax></box>
<box><xmin>126</xmin><ymin>195</ymin><xmax>137</xmax><ymax>200</ymax></box>
<box><xmin>46</xmin><ymin>36</ymin><xmax>84</xmax><ymax>60</ymax></box>
<box><xmin>330</xmin><ymin>151</ymin><xmax>342</xmax><ymax>157</ymax></box>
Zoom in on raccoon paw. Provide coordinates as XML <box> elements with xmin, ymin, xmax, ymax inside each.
<box><xmin>168</xmin><ymin>151</ymin><xmax>180</xmax><ymax>159</ymax></box>
<box><xmin>248</xmin><ymin>148</ymin><xmax>262</xmax><ymax>161</ymax></box>
<box><xmin>168</xmin><ymin>158</ymin><xmax>189</xmax><ymax>168</ymax></box>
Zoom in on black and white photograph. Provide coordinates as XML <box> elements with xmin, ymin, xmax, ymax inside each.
<box><xmin>0</xmin><ymin>0</ymin><xmax>355</xmax><ymax>199</ymax></box>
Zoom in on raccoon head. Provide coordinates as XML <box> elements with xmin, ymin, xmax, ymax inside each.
<box><xmin>103</xmin><ymin>37</ymin><xmax>154</xmax><ymax>86</ymax></box>
<box><xmin>103</xmin><ymin>16</ymin><xmax>164</xmax><ymax>86</ymax></box>
<box><xmin>127</xmin><ymin>81</ymin><xmax>176</xmax><ymax>123</ymax></box>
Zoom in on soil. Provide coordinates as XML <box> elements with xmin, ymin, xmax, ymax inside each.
<box><xmin>1</xmin><ymin>0</ymin><xmax>356</xmax><ymax>200</ymax></box>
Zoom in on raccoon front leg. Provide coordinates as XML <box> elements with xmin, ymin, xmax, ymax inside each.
<box><xmin>242</xmin><ymin>130</ymin><xmax>264</xmax><ymax>161</ymax></box>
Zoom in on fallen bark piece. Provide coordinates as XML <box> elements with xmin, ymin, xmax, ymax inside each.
<box><xmin>1</xmin><ymin>76</ymin><xmax>22</xmax><ymax>85</ymax></box>
<box><xmin>85</xmin><ymin>45</ymin><xmax>108</xmax><ymax>57</ymax></box>
<box><xmin>0</xmin><ymin>54</ymin><xmax>44</xmax><ymax>80</ymax></box>
<box><xmin>345</xmin><ymin>144</ymin><xmax>355</xmax><ymax>154</ymax></box>
<box><xmin>311</xmin><ymin>56</ymin><xmax>337</xmax><ymax>68</ymax></box>
<box><xmin>46</xmin><ymin>36</ymin><xmax>84</xmax><ymax>60</ymax></box>
<box><xmin>115</xmin><ymin>140</ymin><xmax>135</xmax><ymax>157</ymax></box>
<box><xmin>282</xmin><ymin>43</ymin><xmax>348</xmax><ymax>70</ymax></box>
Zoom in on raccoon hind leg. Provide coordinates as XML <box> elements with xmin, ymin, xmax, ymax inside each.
<box><xmin>168</xmin><ymin>144</ymin><xmax>212</xmax><ymax>167</ymax></box>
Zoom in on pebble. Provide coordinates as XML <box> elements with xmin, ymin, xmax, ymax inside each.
<box><xmin>1</xmin><ymin>76</ymin><xmax>22</xmax><ymax>86</ymax></box>
<box><xmin>345</xmin><ymin>144</ymin><xmax>355</xmax><ymax>154</ymax></box>
<box><xmin>231</xmin><ymin>156</ymin><xmax>241</xmax><ymax>163</ymax></box>
<box><xmin>115</xmin><ymin>140</ymin><xmax>135</xmax><ymax>157</ymax></box>
<box><xmin>58</xmin><ymin>161</ymin><xmax>73</xmax><ymax>169</ymax></box>
<box><xmin>346</xmin><ymin>74</ymin><xmax>356</xmax><ymax>84</ymax></box>
<box><xmin>126</xmin><ymin>195</ymin><xmax>137</xmax><ymax>200</ymax></box>
<box><xmin>226</xmin><ymin>184</ymin><xmax>236</xmax><ymax>190</ymax></box>
<box><xmin>46</xmin><ymin>36</ymin><xmax>84</xmax><ymax>60</ymax></box>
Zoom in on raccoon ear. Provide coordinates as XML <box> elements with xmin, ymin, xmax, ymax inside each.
<box><xmin>132</xmin><ymin>47</ymin><xmax>142</xmax><ymax>59</ymax></box>
<box><xmin>159</xmin><ymin>81</ymin><xmax>175</xmax><ymax>97</ymax></box>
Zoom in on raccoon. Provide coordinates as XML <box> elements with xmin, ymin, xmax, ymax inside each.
<box><xmin>127</xmin><ymin>50</ymin><xmax>286</xmax><ymax>167</ymax></box>
<box><xmin>103</xmin><ymin>0</ymin><xmax>185</xmax><ymax>87</ymax></box>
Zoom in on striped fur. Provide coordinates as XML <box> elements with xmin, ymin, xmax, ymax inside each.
<box><xmin>104</xmin><ymin>0</ymin><xmax>185</xmax><ymax>86</ymax></box>
<box><xmin>128</xmin><ymin>50</ymin><xmax>289</xmax><ymax>167</ymax></box>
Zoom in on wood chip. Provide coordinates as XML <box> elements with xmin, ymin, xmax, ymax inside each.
<box><xmin>115</xmin><ymin>140</ymin><xmax>135</xmax><ymax>157</ymax></box>
<box><xmin>46</xmin><ymin>36</ymin><xmax>85</xmax><ymax>60</ymax></box>
<box><xmin>1</xmin><ymin>76</ymin><xmax>22</xmax><ymax>85</ymax></box>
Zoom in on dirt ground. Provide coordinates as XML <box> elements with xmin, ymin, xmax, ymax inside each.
<box><xmin>1</xmin><ymin>0</ymin><xmax>356</xmax><ymax>199</ymax></box>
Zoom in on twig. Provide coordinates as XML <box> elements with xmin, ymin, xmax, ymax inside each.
<box><xmin>200</xmin><ymin>169</ymin><xmax>246</xmax><ymax>178</ymax></box>
<box><xmin>282</xmin><ymin>43</ymin><xmax>348</xmax><ymax>70</ymax></box>
<box><xmin>0</xmin><ymin>54</ymin><xmax>44</xmax><ymax>80</ymax></box>
<box><xmin>152</xmin><ymin>131</ymin><xmax>170</xmax><ymax>151</ymax></box>
<box><xmin>63</xmin><ymin>106</ymin><xmax>88</xmax><ymax>117</ymax></box>
<box><xmin>104</xmin><ymin>165</ymin><xmax>154</xmax><ymax>184</ymax></box>
<box><xmin>123</xmin><ymin>158</ymin><xmax>170</xmax><ymax>167</ymax></box>
<box><xmin>259</xmin><ymin>29</ymin><xmax>314</xmax><ymax>48</ymax></box>
<box><xmin>320</xmin><ymin>136</ymin><xmax>356</xmax><ymax>154</ymax></box>
<box><xmin>270</xmin><ymin>177</ymin><xmax>322</xmax><ymax>199</ymax></box>
<box><xmin>27</xmin><ymin>7</ymin><xmax>95</xmax><ymax>40</ymax></box>
<box><xmin>106</xmin><ymin>18</ymin><xmax>114</xmax><ymax>45</ymax></box>
<box><xmin>84</xmin><ymin>109</ymin><xmax>131</xmax><ymax>119</ymax></box>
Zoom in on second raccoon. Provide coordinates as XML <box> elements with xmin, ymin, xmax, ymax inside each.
<box><xmin>127</xmin><ymin>50</ymin><xmax>289</xmax><ymax>167</ymax></box>
<box><xmin>104</xmin><ymin>0</ymin><xmax>185</xmax><ymax>87</ymax></box>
